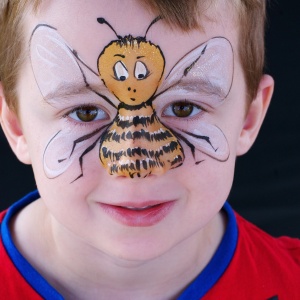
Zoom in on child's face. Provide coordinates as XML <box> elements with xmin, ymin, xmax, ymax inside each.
<box><xmin>17</xmin><ymin>0</ymin><xmax>248</xmax><ymax>259</ymax></box>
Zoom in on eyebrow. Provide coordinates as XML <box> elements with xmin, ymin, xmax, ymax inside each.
<box><xmin>43</xmin><ymin>81</ymin><xmax>92</xmax><ymax>101</ymax></box>
<box><xmin>137</xmin><ymin>56</ymin><xmax>145</xmax><ymax>59</ymax></box>
<box><xmin>114</xmin><ymin>54</ymin><xmax>125</xmax><ymax>58</ymax></box>
<box><xmin>172</xmin><ymin>79</ymin><xmax>227</xmax><ymax>98</ymax></box>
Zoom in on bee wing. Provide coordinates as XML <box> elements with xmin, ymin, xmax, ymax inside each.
<box><xmin>155</xmin><ymin>37</ymin><xmax>233</xmax><ymax>162</ymax></box>
<box><xmin>157</xmin><ymin>37</ymin><xmax>234</xmax><ymax>105</ymax></box>
<box><xmin>30</xmin><ymin>24</ymin><xmax>88</xmax><ymax>101</ymax></box>
<box><xmin>43</xmin><ymin>126</ymin><xmax>107</xmax><ymax>179</ymax></box>
<box><xmin>43</xmin><ymin>130</ymin><xmax>80</xmax><ymax>179</ymax></box>
<box><xmin>172</xmin><ymin>122</ymin><xmax>230</xmax><ymax>162</ymax></box>
<box><xmin>30</xmin><ymin>25</ymin><xmax>116</xmax><ymax>179</ymax></box>
<box><xmin>30</xmin><ymin>24</ymin><xmax>118</xmax><ymax>107</ymax></box>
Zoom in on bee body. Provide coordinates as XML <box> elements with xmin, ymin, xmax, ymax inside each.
<box><xmin>100</xmin><ymin>101</ymin><xmax>184</xmax><ymax>177</ymax></box>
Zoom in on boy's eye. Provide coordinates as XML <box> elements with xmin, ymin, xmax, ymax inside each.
<box><xmin>163</xmin><ymin>101</ymin><xmax>202</xmax><ymax>118</ymax></box>
<box><xmin>68</xmin><ymin>106</ymin><xmax>107</xmax><ymax>122</ymax></box>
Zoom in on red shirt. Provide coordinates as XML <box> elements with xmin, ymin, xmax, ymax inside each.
<box><xmin>0</xmin><ymin>191</ymin><xmax>299</xmax><ymax>299</ymax></box>
<box><xmin>202</xmin><ymin>214</ymin><xmax>300</xmax><ymax>299</ymax></box>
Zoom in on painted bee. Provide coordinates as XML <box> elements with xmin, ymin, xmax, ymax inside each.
<box><xmin>30</xmin><ymin>18</ymin><xmax>233</xmax><ymax>181</ymax></box>
<box><xmin>96</xmin><ymin>17</ymin><xmax>183</xmax><ymax>178</ymax></box>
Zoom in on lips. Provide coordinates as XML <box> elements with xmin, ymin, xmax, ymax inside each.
<box><xmin>99</xmin><ymin>201</ymin><xmax>175</xmax><ymax>227</ymax></box>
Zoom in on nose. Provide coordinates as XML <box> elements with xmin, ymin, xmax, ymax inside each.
<box><xmin>127</xmin><ymin>87</ymin><xmax>136</xmax><ymax>92</ymax></box>
<box><xmin>99</xmin><ymin>101</ymin><xmax>185</xmax><ymax>178</ymax></box>
<box><xmin>100</xmin><ymin>125</ymin><xmax>184</xmax><ymax>179</ymax></box>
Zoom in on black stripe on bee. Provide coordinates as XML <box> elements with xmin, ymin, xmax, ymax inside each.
<box><xmin>108</xmin><ymin>154</ymin><xmax>184</xmax><ymax>178</ymax></box>
<box><xmin>118</xmin><ymin>98</ymin><xmax>152</xmax><ymax>111</ymax></box>
<box><xmin>105</xmin><ymin>128</ymin><xmax>173</xmax><ymax>143</ymax></box>
<box><xmin>170</xmin><ymin>155</ymin><xmax>184</xmax><ymax>166</ymax></box>
<box><xmin>109</xmin><ymin>158</ymin><xmax>164</xmax><ymax>172</ymax></box>
<box><xmin>102</xmin><ymin>141</ymin><xmax>181</xmax><ymax>160</ymax></box>
<box><xmin>116</xmin><ymin>113</ymin><xmax>156</xmax><ymax>129</ymax></box>
<box><xmin>162</xmin><ymin>141</ymin><xmax>180</xmax><ymax>153</ymax></box>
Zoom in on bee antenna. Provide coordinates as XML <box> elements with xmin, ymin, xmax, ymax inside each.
<box><xmin>144</xmin><ymin>16</ymin><xmax>162</xmax><ymax>38</ymax></box>
<box><xmin>97</xmin><ymin>17</ymin><xmax>122</xmax><ymax>39</ymax></box>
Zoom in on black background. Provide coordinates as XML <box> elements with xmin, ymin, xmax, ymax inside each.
<box><xmin>0</xmin><ymin>1</ymin><xmax>299</xmax><ymax>237</ymax></box>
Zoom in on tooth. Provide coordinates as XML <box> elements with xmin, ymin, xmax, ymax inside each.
<box><xmin>123</xmin><ymin>206</ymin><xmax>153</xmax><ymax>211</ymax></box>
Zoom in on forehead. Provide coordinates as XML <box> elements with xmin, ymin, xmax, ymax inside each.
<box><xmin>26</xmin><ymin>0</ymin><xmax>238</xmax><ymax>74</ymax></box>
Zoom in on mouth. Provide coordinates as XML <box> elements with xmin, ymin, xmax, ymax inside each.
<box><xmin>98</xmin><ymin>201</ymin><xmax>175</xmax><ymax>227</ymax></box>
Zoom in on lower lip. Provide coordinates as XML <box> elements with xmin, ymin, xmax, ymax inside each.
<box><xmin>99</xmin><ymin>202</ymin><xmax>175</xmax><ymax>227</ymax></box>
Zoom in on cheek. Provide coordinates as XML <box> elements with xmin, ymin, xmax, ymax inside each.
<box><xmin>183</xmin><ymin>153</ymin><xmax>235</xmax><ymax>195</ymax></box>
<box><xmin>34</xmin><ymin>149</ymin><xmax>105</xmax><ymax>226</ymax></box>
<box><xmin>177</xmin><ymin>120</ymin><xmax>237</xmax><ymax>203</ymax></box>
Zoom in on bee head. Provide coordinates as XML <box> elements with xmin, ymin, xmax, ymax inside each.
<box><xmin>97</xmin><ymin>17</ymin><xmax>165</xmax><ymax>105</ymax></box>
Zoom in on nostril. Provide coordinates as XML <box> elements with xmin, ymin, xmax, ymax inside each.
<box><xmin>128</xmin><ymin>87</ymin><xmax>131</xmax><ymax>91</ymax></box>
<box><xmin>133</xmin><ymin>89</ymin><xmax>136</xmax><ymax>93</ymax></box>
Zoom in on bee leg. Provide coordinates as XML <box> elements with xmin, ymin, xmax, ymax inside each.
<box><xmin>170</xmin><ymin>130</ymin><xmax>193</xmax><ymax>158</ymax></box>
<box><xmin>69</xmin><ymin>124</ymin><xmax>110</xmax><ymax>158</ymax></box>
<box><xmin>71</xmin><ymin>136</ymin><xmax>102</xmax><ymax>183</ymax></box>
<box><xmin>182</xmin><ymin>131</ymin><xmax>218</xmax><ymax>152</ymax></box>
<box><xmin>69</xmin><ymin>124</ymin><xmax>110</xmax><ymax>183</ymax></box>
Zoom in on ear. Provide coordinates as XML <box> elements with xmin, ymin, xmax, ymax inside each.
<box><xmin>0</xmin><ymin>83</ymin><xmax>31</xmax><ymax>164</ymax></box>
<box><xmin>236</xmin><ymin>74</ymin><xmax>274</xmax><ymax>156</ymax></box>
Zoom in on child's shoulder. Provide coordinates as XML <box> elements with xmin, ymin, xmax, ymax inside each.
<box><xmin>203</xmin><ymin>212</ymin><xmax>300</xmax><ymax>299</ymax></box>
<box><xmin>236</xmin><ymin>212</ymin><xmax>300</xmax><ymax>263</ymax></box>
<box><xmin>0</xmin><ymin>206</ymin><xmax>42</xmax><ymax>299</ymax></box>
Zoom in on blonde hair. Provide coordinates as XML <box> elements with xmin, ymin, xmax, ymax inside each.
<box><xmin>0</xmin><ymin>0</ymin><xmax>266</xmax><ymax>112</ymax></box>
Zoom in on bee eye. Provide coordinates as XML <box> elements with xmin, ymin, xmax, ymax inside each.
<box><xmin>114</xmin><ymin>61</ymin><xmax>129</xmax><ymax>81</ymax></box>
<box><xmin>134</xmin><ymin>61</ymin><xmax>149</xmax><ymax>80</ymax></box>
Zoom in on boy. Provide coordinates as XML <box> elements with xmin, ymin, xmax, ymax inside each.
<box><xmin>0</xmin><ymin>0</ymin><xmax>299</xmax><ymax>299</ymax></box>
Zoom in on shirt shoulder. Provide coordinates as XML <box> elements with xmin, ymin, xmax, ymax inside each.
<box><xmin>203</xmin><ymin>212</ymin><xmax>300</xmax><ymax>299</ymax></box>
<box><xmin>0</xmin><ymin>209</ymin><xmax>42</xmax><ymax>299</ymax></box>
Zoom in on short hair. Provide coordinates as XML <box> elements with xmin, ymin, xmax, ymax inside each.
<box><xmin>0</xmin><ymin>0</ymin><xmax>266</xmax><ymax>112</ymax></box>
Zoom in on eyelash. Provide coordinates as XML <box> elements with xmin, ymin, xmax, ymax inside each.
<box><xmin>62</xmin><ymin>105</ymin><xmax>109</xmax><ymax>126</ymax></box>
<box><xmin>162</xmin><ymin>100</ymin><xmax>206</xmax><ymax>120</ymax></box>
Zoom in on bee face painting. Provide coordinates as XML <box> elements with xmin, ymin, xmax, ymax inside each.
<box><xmin>30</xmin><ymin>16</ymin><xmax>234</xmax><ymax>181</ymax></box>
<box><xmin>97</xmin><ymin>17</ymin><xmax>184</xmax><ymax>177</ymax></box>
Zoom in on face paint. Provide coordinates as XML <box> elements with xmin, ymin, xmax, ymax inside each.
<box><xmin>97</xmin><ymin>17</ymin><xmax>184</xmax><ymax>178</ymax></box>
<box><xmin>30</xmin><ymin>18</ymin><xmax>234</xmax><ymax>181</ymax></box>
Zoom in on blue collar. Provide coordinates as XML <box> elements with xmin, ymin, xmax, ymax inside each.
<box><xmin>1</xmin><ymin>190</ymin><xmax>63</xmax><ymax>299</ymax></box>
<box><xmin>178</xmin><ymin>201</ymin><xmax>238</xmax><ymax>299</ymax></box>
<box><xmin>1</xmin><ymin>191</ymin><xmax>237</xmax><ymax>299</ymax></box>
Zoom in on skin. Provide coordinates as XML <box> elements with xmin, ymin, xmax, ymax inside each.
<box><xmin>0</xmin><ymin>0</ymin><xmax>274</xmax><ymax>299</ymax></box>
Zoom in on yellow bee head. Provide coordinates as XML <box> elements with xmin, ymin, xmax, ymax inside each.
<box><xmin>97</xmin><ymin>18</ymin><xmax>165</xmax><ymax>105</ymax></box>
